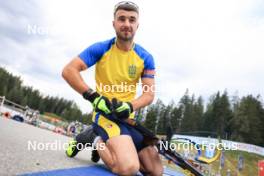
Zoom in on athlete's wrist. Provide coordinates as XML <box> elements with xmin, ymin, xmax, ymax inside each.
<box><xmin>82</xmin><ymin>88</ymin><xmax>100</xmax><ymax>103</ymax></box>
<box><xmin>126</xmin><ymin>102</ymin><xmax>133</xmax><ymax>113</ymax></box>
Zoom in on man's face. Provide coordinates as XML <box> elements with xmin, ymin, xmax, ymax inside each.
<box><xmin>113</xmin><ymin>10</ymin><xmax>139</xmax><ymax>42</ymax></box>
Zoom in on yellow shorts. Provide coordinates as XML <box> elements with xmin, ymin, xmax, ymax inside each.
<box><xmin>92</xmin><ymin>112</ymin><xmax>144</xmax><ymax>151</ymax></box>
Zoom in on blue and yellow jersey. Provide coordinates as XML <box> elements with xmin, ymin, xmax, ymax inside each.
<box><xmin>79</xmin><ymin>37</ymin><xmax>155</xmax><ymax>102</ymax></box>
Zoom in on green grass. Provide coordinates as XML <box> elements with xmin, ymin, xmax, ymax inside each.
<box><xmin>211</xmin><ymin>150</ymin><xmax>264</xmax><ymax>176</ymax></box>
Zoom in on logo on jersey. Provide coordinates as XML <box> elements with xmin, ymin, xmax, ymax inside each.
<box><xmin>106</xmin><ymin>123</ymin><xmax>113</xmax><ymax>128</ymax></box>
<box><xmin>128</xmin><ymin>65</ymin><xmax>136</xmax><ymax>78</ymax></box>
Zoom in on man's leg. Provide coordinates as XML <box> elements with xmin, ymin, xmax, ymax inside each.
<box><xmin>96</xmin><ymin>135</ymin><xmax>140</xmax><ymax>175</ymax></box>
<box><xmin>138</xmin><ymin>146</ymin><xmax>163</xmax><ymax>176</ymax></box>
<box><xmin>93</xmin><ymin>116</ymin><xmax>140</xmax><ymax>175</ymax></box>
<box><xmin>125</xmin><ymin>125</ymin><xmax>163</xmax><ymax>176</ymax></box>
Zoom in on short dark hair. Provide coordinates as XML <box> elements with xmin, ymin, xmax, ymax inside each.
<box><xmin>114</xmin><ymin>1</ymin><xmax>139</xmax><ymax>16</ymax></box>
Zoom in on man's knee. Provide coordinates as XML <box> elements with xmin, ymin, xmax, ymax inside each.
<box><xmin>145</xmin><ymin>165</ymin><xmax>163</xmax><ymax>176</ymax></box>
<box><xmin>112</xmin><ymin>160</ymin><xmax>140</xmax><ymax>175</ymax></box>
<box><xmin>139</xmin><ymin>146</ymin><xmax>163</xmax><ymax>176</ymax></box>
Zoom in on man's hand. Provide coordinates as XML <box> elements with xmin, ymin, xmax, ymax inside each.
<box><xmin>112</xmin><ymin>98</ymin><xmax>133</xmax><ymax>119</ymax></box>
<box><xmin>83</xmin><ymin>89</ymin><xmax>112</xmax><ymax>115</ymax></box>
<box><xmin>93</xmin><ymin>96</ymin><xmax>112</xmax><ymax>114</ymax></box>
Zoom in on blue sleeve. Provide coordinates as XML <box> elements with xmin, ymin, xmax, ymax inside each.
<box><xmin>134</xmin><ymin>44</ymin><xmax>155</xmax><ymax>70</ymax></box>
<box><xmin>144</xmin><ymin>54</ymin><xmax>155</xmax><ymax>70</ymax></box>
<box><xmin>78</xmin><ymin>42</ymin><xmax>105</xmax><ymax>67</ymax></box>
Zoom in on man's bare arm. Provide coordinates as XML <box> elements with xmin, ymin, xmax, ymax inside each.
<box><xmin>62</xmin><ymin>57</ymin><xmax>89</xmax><ymax>94</ymax></box>
<box><xmin>131</xmin><ymin>77</ymin><xmax>155</xmax><ymax>111</ymax></box>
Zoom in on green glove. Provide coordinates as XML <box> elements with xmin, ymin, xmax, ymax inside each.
<box><xmin>93</xmin><ymin>96</ymin><xmax>112</xmax><ymax>114</ymax></box>
<box><xmin>112</xmin><ymin>98</ymin><xmax>133</xmax><ymax>119</ymax></box>
<box><xmin>83</xmin><ymin>89</ymin><xmax>112</xmax><ymax>115</ymax></box>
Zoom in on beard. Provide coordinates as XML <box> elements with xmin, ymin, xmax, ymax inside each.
<box><xmin>116</xmin><ymin>30</ymin><xmax>135</xmax><ymax>42</ymax></box>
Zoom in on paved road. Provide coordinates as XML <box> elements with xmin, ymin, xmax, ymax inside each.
<box><xmin>0</xmin><ymin>117</ymin><xmax>97</xmax><ymax>176</ymax></box>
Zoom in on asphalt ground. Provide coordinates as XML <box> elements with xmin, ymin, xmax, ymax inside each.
<box><xmin>0</xmin><ymin>117</ymin><xmax>98</xmax><ymax>176</ymax></box>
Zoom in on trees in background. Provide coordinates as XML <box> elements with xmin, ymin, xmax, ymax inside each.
<box><xmin>143</xmin><ymin>90</ymin><xmax>264</xmax><ymax>146</ymax></box>
<box><xmin>230</xmin><ymin>95</ymin><xmax>264</xmax><ymax>146</ymax></box>
<box><xmin>0</xmin><ymin>67</ymin><xmax>90</xmax><ymax>124</ymax></box>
